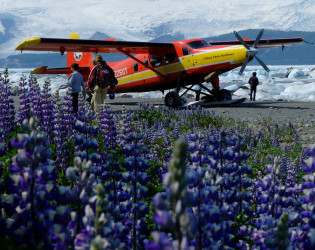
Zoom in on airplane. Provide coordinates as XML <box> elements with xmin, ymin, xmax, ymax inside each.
<box><xmin>15</xmin><ymin>30</ymin><xmax>304</xmax><ymax>108</ymax></box>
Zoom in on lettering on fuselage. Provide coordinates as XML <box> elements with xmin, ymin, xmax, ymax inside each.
<box><xmin>203</xmin><ymin>53</ymin><xmax>234</xmax><ymax>60</ymax></box>
<box><xmin>115</xmin><ymin>67</ymin><xmax>128</xmax><ymax>77</ymax></box>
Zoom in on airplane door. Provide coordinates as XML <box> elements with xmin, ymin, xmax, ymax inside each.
<box><xmin>180</xmin><ymin>46</ymin><xmax>195</xmax><ymax>70</ymax></box>
<box><xmin>193</xmin><ymin>55</ymin><xmax>197</xmax><ymax>66</ymax></box>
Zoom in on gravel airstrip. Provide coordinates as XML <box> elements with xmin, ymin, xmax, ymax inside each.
<box><xmin>106</xmin><ymin>97</ymin><xmax>315</xmax><ymax>146</ymax></box>
<box><xmin>12</xmin><ymin>96</ymin><xmax>315</xmax><ymax>146</ymax></box>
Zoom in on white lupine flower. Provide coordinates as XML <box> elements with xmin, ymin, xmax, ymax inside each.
<box><xmin>66</xmin><ymin>167</ymin><xmax>76</xmax><ymax>181</ymax></box>
<box><xmin>175</xmin><ymin>200</ymin><xmax>182</xmax><ymax>214</ymax></box>
<box><xmin>71</xmin><ymin>211</ymin><xmax>76</xmax><ymax>221</ymax></box>
<box><xmin>22</xmin><ymin>191</ymin><xmax>27</xmax><ymax>201</ymax></box>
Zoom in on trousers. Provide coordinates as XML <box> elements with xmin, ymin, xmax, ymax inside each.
<box><xmin>250</xmin><ymin>86</ymin><xmax>257</xmax><ymax>101</ymax></box>
<box><xmin>71</xmin><ymin>93</ymin><xmax>79</xmax><ymax>113</ymax></box>
<box><xmin>92</xmin><ymin>85</ymin><xmax>108</xmax><ymax>113</ymax></box>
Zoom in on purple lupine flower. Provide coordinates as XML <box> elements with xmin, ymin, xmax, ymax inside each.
<box><xmin>85</xmin><ymin>183</ymin><xmax>126</xmax><ymax>249</ymax></box>
<box><xmin>148</xmin><ymin>137</ymin><xmax>197</xmax><ymax>249</ymax></box>
<box><xmin>53</xmin><ymin>90</ymin><xmax>74</xmax><ymax>169</ymax></box>
<box><xmin>65</xmin><ymin>156</ymin><xmax>96</xmax><ymax>240</ymax></box>
<box><xmin>3</xmin><ymin>117</ymin><xmax>70</xmax><ymax>248</ymax></box>
<box><xmin>28</xmin><ymin>75</ymin><xmax>43</xmax><ymax>123</ymax></box>
<box><xmin>73</xmin><ymin>107</ymin><xmax>100</xmax><ymax>163</ymax></box>
<box><xmin>0</xmin><ymin>159</ymin><xmax>6</xmax><ymax>236</ymax></box>
<box><xmin>271</xmin><ymin>130</ymin><xmax>280</xmax><ymax>147</ymax></box>
<box><xmin>119</xmin><ymin>117</ymin><xmax>151</xmax><ymax>249</ymax></box>
<box><xmin>40</xmin><ymin>78</ymin><xmax>58</xmax><ymax>143</ymax></box>
<box><xmin>0</xmin><ymin>129</ymin><xmax>6</xmax><ymax>157</ymax></box>
<box><xmin>279</xmin><ymin>156</ymin><xmax>288</xmax><ymax>184</ymax></box>
<box><xmin>17</xmin><ymin>75</ymin><xmax>32</xmax><ymax>125</ymax></box>
<box><xmin>299</xmin><ymin>144</ymin><xmax>315</xmax><ymax>249</ymax></box>
<box><xmin>0</xmin><ymin>68</ymin><xmax>16</xmax><ymax>150</ymax></box>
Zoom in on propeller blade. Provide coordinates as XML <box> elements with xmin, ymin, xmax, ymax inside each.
<box><xmin>234</xmin><ymin>31</ymin><xmax>250</xmax><ymax>49</ymax></box>
<box><xmin>254</xmin><ymin>55</ymin><xmax>270</xmax><ymax>72</ymax></box>
<box><xmin>235</xmin><ymin>30</ymin><xmax>270</xmax><ymax>74</ymax></box>
<box><xmin>239</xmin><ymin>56</ymin><xmax>250</xmax><ymax>75</ymax></box>
<box><xmin>253</xmin><ymin>29</ymin><xmax>264</xmax><ymax>48</ymax></box>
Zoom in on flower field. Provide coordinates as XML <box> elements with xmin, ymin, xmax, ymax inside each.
<box><xmin>0</xmin><ymin>68</ymin><xmax>315</xmax><ymax>249</ymax></box>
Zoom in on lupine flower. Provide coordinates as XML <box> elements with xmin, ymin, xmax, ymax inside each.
<box><xmin>28</xmin><ymin>75</ymin><xmax>43</xmax><ymax>123</ymax></box>
<box><xmin>40</xmin><ymin>78</ymin><xmax>58</xmax><ymax>142</ymax></box>
<box><xmin>53</xmin><ymin>90</ymin><xmax>74</xmax><ymax>169</ymax></box>
<box><xmin>3</xmin><ymin>117</ymin><xmax>69</xmax><ymax>248</ymax></box>
<box><xmin>0</xmin><ymin>79</ymin><xmax>313</xmax><ymax>249</ymax></box>
<box><xmin>17</xmin><ymin>75</ymin><xmax>32</xmax><ymax>125</ymax></box>
<box><xmin>119</xmin><ymin>117</ymin><xmax>151</xmax><ymax>249</ymax></box>
<box><xmin>147</xmin><ymin>137</ymin><xmax>197</xmax><ymax>249</ymax></box>
<box><xmin>0</xmin><ymin>68</ymin><xmax>16</xmax><ymax>150</ymax></box>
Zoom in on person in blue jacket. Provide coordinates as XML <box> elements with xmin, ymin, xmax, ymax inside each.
<box><xmin>60</xmin><ymin>63</ymin><xmax>86</xmax><ymax>113</ymax></box>
<box><xmin>195</xmin><ymin>84</ymin><xmax>202</xmax><ymax>101</ymax></box>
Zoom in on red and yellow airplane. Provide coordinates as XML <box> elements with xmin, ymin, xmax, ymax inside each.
<box><xmin>15</xmin><ymin>30</ymin><xmax>303</xmax><ymax>108</ymax></box>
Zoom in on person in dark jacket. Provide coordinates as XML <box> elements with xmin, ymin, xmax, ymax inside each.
<box><xmin>87</xmin><ymin>55</ymin><xmax>116</xmax><ymax>114</ymax></box>
<box><xmin>85</xmin><ymin>59</ymin><xmax>97</xmax><ymax>104</ymax></box>
<box><xmin>248</xmin><ymin>72</ymin><xmax>259</xmax><ymax>101</ymax></box>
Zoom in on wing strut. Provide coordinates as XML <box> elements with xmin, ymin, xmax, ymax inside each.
<box><xmin>117</xmin><ymin>48</ymin><xmax>168</xmax><ymax>79</ymax></box>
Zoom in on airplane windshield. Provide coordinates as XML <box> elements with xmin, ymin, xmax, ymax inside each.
<box><xmin>187</xmin><ymin>40</ymin><xmax>211</xmax><ymax>49</ymax></box>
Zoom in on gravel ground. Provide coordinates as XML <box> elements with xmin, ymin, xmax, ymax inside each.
<box><xmin>105</xmin><ymin>97</ymin><xmax>315</xmax><ymax>145</ymax></box>
<box><xmin>12</xmin><ymin>96</ymin><xmax>315</xmax><ymax>145</ymax></box>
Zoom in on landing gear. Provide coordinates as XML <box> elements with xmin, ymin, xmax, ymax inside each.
<box><xmin>165</xmin><ymin>91</ymin><xmax>181</xmax><ymax>108</ymax></box>
<box><xmin>219</xmin><ymin>89</ymin><xmax>232</xmax><ymax>100</ymax></box>
<box><xmin>164</xmin><ymin>72</ymin><xmax>187</xmax><ymax>108</ymax></box>
<box><xmin>201</xmin><ymin>89</ymin><xmax>231</xmax><ymax>102</ymax></box>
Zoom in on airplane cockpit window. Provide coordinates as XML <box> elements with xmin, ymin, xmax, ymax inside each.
<box><xmin>187</xmin><ymin>40</ymin><xmax>211</xmax><ymax>49</ymax></box>
<box><xmin>150</xmin><ymin>56</ymin><xmax>162</xmax><ymax>67</ymax></box>
<box><xmin>133</xmin><ymin>63</ymin><xmax>138</xmax><ymax>72</ymax></box>
<box><xmin>164</xmin><ymin>53</ymin><xmax>177</xmax><ymax>64</ymax></box>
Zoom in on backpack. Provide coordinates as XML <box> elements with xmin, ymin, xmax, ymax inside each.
<box><xmin>96</xmin><ymin>63</ymin><xmax>117</xmax><ymax>89</ymax></box>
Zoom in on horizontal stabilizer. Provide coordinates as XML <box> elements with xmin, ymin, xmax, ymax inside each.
<box><xmin>32</xmin><ymin>66</ymin><xmax>90</xmax><ymax>76</ymax></box>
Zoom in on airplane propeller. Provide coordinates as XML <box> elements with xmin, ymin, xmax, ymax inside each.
<box><xmin>234</xmin><ymin>29</ymin><xmax>270</xmax><ymax>75</ymax></box>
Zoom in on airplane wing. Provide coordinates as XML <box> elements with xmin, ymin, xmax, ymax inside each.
<box><xmin>15</xmin><ymin>37</ymin><xmax>175</xmax><ymax>55</ymax></box>
<box><xmin>209</xmin><ymin>37</ymin><xmax>304</xmax><ymax>48</ymax></box>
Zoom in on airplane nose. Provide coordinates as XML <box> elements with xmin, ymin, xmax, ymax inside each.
<box><xmin>246</xmin><ymin>48</ymin><xmax>258</xmax><ymax>57</ymax></box>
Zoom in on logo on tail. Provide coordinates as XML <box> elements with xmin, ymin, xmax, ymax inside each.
<box><xmin>74</xmin><ymin>52</ymin><xmax>83</xmax><ymax>61</ymax></box>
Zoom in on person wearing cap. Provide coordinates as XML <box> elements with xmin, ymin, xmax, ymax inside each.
<box><xmin>60</xmin><ymin>63</ymin><xmax>86</xmax><ymax>113</ymax></box>
<box><xmin>85</xmin><ymin>58</ymin><xmax>97</xmax><ymax>105</ymax></box>
<box><xmin>87</xmin><ymin>55</ymin><xmax>112</xmax><ymax>113</ymax></box>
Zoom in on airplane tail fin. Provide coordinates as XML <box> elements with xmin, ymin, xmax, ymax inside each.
<box><xmin>66</xmin><ymin>32</ymin><xmax>94</xmax><ymax>81</ymax></box>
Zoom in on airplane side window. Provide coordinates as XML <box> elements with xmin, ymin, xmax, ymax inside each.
<box><xmin>187</xmin><ymin>40</ymin><xmax>211</xmax><ymax>49</ymax></box>
<box><xmin>133</xmin><ymin>63</ymin><xmax>138</xmax><ymax>72</ymax></box>
<box><xmin>150</xmin><ymin>56</ymin><xmax>162</xmax><ymax>67</ymax></box>
<box><xmin>164</xmin><ymin>53</ymin><xmax>177</xmax><ymax>64</ymax></box>
<box><xmin>182</xmin><ymin>46</ymin><xmax>189</xmax><ymax>56</ymax></box>
<box><xmin>143</xmin><ymin>60</ymin><xmax>148</xmax><ymax>68</ymax></box>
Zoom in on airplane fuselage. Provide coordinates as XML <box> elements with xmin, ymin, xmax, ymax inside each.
<box><xmin>108</xmin><ymin>39</ymin><xmax>247</xmax><ymax>93</ymax></box>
